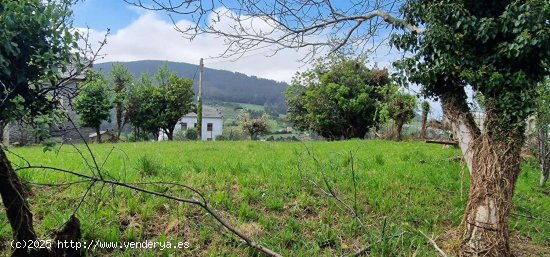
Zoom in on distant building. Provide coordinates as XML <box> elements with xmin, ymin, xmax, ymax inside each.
<box><xmin>159</xmin><ymin>105</ymin><xmax>224</xmax><ymax>141</ymax></box>
<box><xmin>3</xmin><ymin>64</ymin><xmax>92</xmax><ymax>146</ymax></box>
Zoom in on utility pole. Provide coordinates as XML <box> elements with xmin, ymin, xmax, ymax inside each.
<box><xmin>197</xmin><ymin>58</ymin><xmax>203</xmax><ymax>140</ymax></box>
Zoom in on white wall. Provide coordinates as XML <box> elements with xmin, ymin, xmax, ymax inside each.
<box><xmin>159</xmin><ymin>116</ymin><xmax>223</xmax><ymax>141</ymax></box>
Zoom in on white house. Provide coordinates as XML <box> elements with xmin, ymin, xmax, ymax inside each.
<box><xmin>159</xmin><ymin>105</ymin><xmax>224</xmax><ymax>141</ymax></box>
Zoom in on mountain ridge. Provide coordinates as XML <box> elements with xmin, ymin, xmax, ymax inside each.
<box><xmin>93</xmin><ymin>60</ymin><xmax>288</xmax><ymax>111</ymax></box>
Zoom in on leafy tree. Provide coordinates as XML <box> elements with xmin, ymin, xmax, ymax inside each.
<box><xmin>74</xmin><ymin>73</ymin><xmax>114</xmax><ymax>143</ymax></box>
<box><xmin>158</xmin><ymin>73</ymin><xmax>195</xmax><ymax>140</ymax></box>
<box><xmin>377</xmin><ymin>86</ymin><xmax>417</xmax><ymax>141</ymax></box>
<box><xmin>110</xmin><ymin>63</ymin><xmax>133</xmax><ymax>137</ymax></box>
<box><xmin>0</xmin><ymin>0</ymin><xmax>88</xmax><ymax>255</ymax></box>
<box><xmin>126</xmin><ymin>67</ymin><xmax>194</xmax><ymax>141</ymax></box>
<box><xmin>392</xmin><ymin>1</ymin><xmax>550</xmax><ymax>254</ymax></box>
<box><xmin>126</xmin><ymin>74</ymin><xmax>162</xmax><ymax>139</ymax></box>
<box><xmin>420</xmin><ymin>101</ymin><xmax>430</xmax><ymax>139</ymax></box>
<box><xmin>239</xmin><ymin>112</ymin><xmax>269</xmax><ymax>140</ymax></box>
<box><xmin>286</xmin><ymin>58</ymin><xmax>389</xmax><ymax>140</ymax></box>
<box><xmin>153</xmin><ymin>63</ymin><xmax>195</xmax><ymax>140</ymax></box>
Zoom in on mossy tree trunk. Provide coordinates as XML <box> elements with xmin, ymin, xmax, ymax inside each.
<box><xmin>0</xmin><ymin>147</ymin><xmax>39</xmax><ymax>257</ymax></box>
<box><xmin>462</xmin><ymin>128</ymin><xmax>522</xmax><ymax>256</ymax></box>
<box><xmin>442</xmin><ymin>89</ymin><xmax>524</xmax><ymax>256</ymax></box>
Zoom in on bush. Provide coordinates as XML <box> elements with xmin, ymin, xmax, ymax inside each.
<box><xmin>174</xmin><ymin>129</ymin><xmax>187</xmax><ymax>141</ymax></box>
<box><xmin>185</xmin><ymin>128</ymin><xmax>198</xmax><ymax>140</ymax></box>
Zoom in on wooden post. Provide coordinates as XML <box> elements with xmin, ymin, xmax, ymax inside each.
<box><xmin>197</xmin><ymin>58</ymin><xmax>203</xmax><ymax>140</ymax></box>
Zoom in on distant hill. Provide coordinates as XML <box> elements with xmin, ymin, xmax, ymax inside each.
<box><xmin>94</xmin><ymin>60</ymin><xmax>288</xmax><ymax>113</ymax></box>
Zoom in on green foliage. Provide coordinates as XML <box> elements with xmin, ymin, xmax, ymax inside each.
<box><xmin>125</xmin><ymin>65</ymin><xmax>194</xmax><ymax>140</ymax></box>
<box><xmin>184</xmin><ymin>128</ymin><xmax>198</xmax><ymax>140</ymax></box>
<box><xmin>377</xmin><ymin>85</ymin><xmax>417</xmax><ymax>140</ymax></box>
<box><xmin>421</xmin><ymin>101</ymin><xmax>430</xmax><ymax>114</ymax></box>
<box><xmin>239</xmin><ymin>112</ymin><xmax>269</xmax><ymax>140</ymax></box>
<box><xmin>73</xmin><ymin>72</ymin><xmax>114</xmax><ymax>131</ymax></box>
<box><xmin>126</xmin><ymin>74</ymin><xmax>159</xmax><ymax>136</ymax></box>
<box><xmin>393</xmin><ymin>0</ymin><xmax>550</xmax><ymax>132</ymax></box>
<box><xmin>0</xmin><ymin>0</ymin><xmax>80</xmax><ymax>122</ymax></box>
<box><xmin>285</xmin><ymin>57</ymin><xmax>389</xmax><ymax>140</ymax></box>
<box><xmin>110</xmin><ymin>63</ymin><xmax>134</xmax><ymax>134</ymax></box>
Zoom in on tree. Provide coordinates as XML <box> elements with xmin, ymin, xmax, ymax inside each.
<box><xmin>532</xmin><ymin>79</ymin><xmax>550</xmax><ymax>187</ymax></box>
<box><xmin>239</xmin><ymin>112</ymin><xmax>269</xmax><ymax>140</ymax></box>
<box><xmin>126</xmin><ymin>66</ymin><xmax>194</xmax><ymax>141</ymax></box>
<box><xmin>153</xmin><ymin>64</ymin><xmax>195</xmax><ymax>140</ymax></box>
<box><xmin>392</xmin><ymin>1</ymin><xmax>550</xmax><ymax>255</ymax></box>
<box><xmin>158</xmin><ymin>73</ymin><xmax>195</xmax><ymax>140</ymax></box>
<box><xmin>377</xmin><ymin>86</ymin><xmax>417</xmax><ymax>141</ymax></box>
<box><xmin>110</xmin><ymin>63</ymin><xmax>133</xmax><ymax>137</ymax></box>
<box><xmin>127</xmin><ymin>0</ymin><xmax>550</xmax><ymax>255</ymax></box>
<box><xmin>74</xmin><ymin>72</ymin><xmax>114</xmax><ymax>143</ymax></box>
<box><xmin>126</xmin><ymin>74</ymin><xmax>162</xmax><ymax>139</ymax></box>
<box><xmin>0</xmin><ymin>0</ymin><xmax>96</xmax><ymax>255</ymax></box>
<box><xmin>420</xmin><ymin>101</ymin><xmax>430</xmax><ymax>139</ymax></box>
<box><xmin>285</xmin><ymin>58</ymin><xmax>388</xmax><ymax>140</ymax></box>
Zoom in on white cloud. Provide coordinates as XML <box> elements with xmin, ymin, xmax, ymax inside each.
<box><xmin>78</xmin><ymin>10</ymin><xmax>317</xmax><ymax>83</ymax></box>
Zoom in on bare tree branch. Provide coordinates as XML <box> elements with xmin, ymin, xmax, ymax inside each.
<box><xmin>124</xmin><ymin>0</ymin><xmax>424</xmax><ymax>60</ymax></box>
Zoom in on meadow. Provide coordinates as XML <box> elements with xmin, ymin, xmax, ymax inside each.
<box><xmin>1</xmin><ymin>140</ymin><xmax>548</xmax><ymax>256</ymax></box>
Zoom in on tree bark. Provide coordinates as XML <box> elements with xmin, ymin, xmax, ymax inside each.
<box><xmin>440</xmin><ymin>89</ymin><xmax>522</xmax><ymax>256</ymax></box>
<box><xmin>167</xmin><ymin>128</ymin><xmax>174</xmax><ymax>141</ymax></box>
<box><xmin>421</xmin><ymin>108</ymin><xmax>428</xmax><ymax>139</ymax></box>
<box><xmin>116</xmin><ymin>104</ymin><xmax>123</xmax><ymax>138</ymax></box>
<box><xmin>395</xmin><ymin>119</ymin><xmax>404</xmax><ymax>141</ymax></box>
<box><xmin>461</xmin><ymin>111</ymin><xmax>524</xmax><ymax>257</ymax></box>
<box><xmin>538</xmin><ymin>127</ymin><xmax>549</xmax><ymax>187</ymax></box>
<box><xmin>95</xmin><ymin>126</ymin><xmax>101</xmax><ymax>144</ymax></box>
<box><xmin>441</xmin><ymin>90</ymin><xmax>480</xmax><ymax>174</ymax></box>
<box><xmin>0</xmin><ymin>146</ymin><xmax>39</xmax><ymax>257</ymax></box>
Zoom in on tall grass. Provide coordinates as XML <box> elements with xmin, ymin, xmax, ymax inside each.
<box><xmin>1</xmin><ymin>140</ymin><xmax>548</xmax><ymax>256</ymax></box>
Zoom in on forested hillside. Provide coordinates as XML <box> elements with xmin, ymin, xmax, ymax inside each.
<box><xmin>94</xmin><ymin>61</ymin><xmax>287</xmax><ymax>113</ymax></box>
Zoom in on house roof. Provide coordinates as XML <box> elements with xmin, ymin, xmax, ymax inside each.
<box><xmin>183</xmin><ymin>105</ymin><xmax>223</xmax><ymax>118</ymax></box>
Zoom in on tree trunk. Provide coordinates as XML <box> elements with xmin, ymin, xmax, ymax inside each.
<box><xmin>461</xmin><ymin>113</ymin><xmax>524</xmax><ymax>256</ymax></box>
<box><xmin>395</xmin><ymin>119</ymin><xmax>404</xmax><ymax>141</ymax></box>
<box><xmin>539</xmin><ymin>127</ymin><xmax>549</xmax><ymax>187</ymax></box>
<box><xmin>441</xmin><ymin>90</ymin><xmax>480</xmax><ymax>174</ymax></box>
<box><xmin>0</xmin><ymin>146</ymin><xmax>39</xmax><ymax>257</ymax></box>
<box><xmin>421</xmin><ymin>108</ymin><xmax>428</xmax><ymax>139</ymax></box>
<box><xmin>95</xmin><ymin>126</ymin><xmax>101</xmax><ymax>144</ymax></box>
<box><xmin>116</xmin><ymin>104</ymin><xmax>123</xmax><ymax>138</ymax></box>
<box><xmin>167</xmin><ymin>128</ymin><xmax>174</xmax><ymax>141</ymax></box>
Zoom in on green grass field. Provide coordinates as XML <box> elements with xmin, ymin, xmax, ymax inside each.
<box><xmin>1</xmin><ymin>140</ymin><xmax>548</xmax><ymax>256</ymax></box>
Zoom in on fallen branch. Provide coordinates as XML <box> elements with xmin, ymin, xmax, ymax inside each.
<box><xmin>418</xmin><ymin>230</ymin><xmax>448</xmax><ymax>257</ymax></box>
<box><xmin>16</xmin><ymin>165</ymin><xmax>282</xmax><ymax>257</ymax></box>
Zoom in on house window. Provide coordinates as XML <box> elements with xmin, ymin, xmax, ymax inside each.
<box><xmin>193</xmin><ymin>123</ymin><xmax>197</xmax><ymax>128</ymax></box>
<box><xmin>207</xmin><ymin>123</ymin><xmax>213</xmax><ymax>131</ymax></box>
<box><xmin>181</xmin><ymin>123</ymin><xmax>187</xmax><ymax>130</ymax></box>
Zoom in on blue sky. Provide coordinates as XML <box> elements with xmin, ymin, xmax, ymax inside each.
<box><xmin>73</xmin><ymin>0</ymin><xmax>139</xmax><ymax>31</ymax></box>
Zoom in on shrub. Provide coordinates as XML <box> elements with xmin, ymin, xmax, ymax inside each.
<box><xmin>185</xmin><ymin>128</ymin><xmax>198</xmax><ymax>140</ymax></box>
<box><xmin>174</xmin><ymin>129</ymin><xmax>187</xmax><ymax>141</ymax></box>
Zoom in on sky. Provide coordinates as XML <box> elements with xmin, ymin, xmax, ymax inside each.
<box><xmin>71</xmin><ymin>0</ymin><xmax>444</xmax><ymax>116</ymax></box>
<box><xmin>71</xmin><ymin>0</ymin><xmax>399</xmax><ymax>84</ymax></box>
